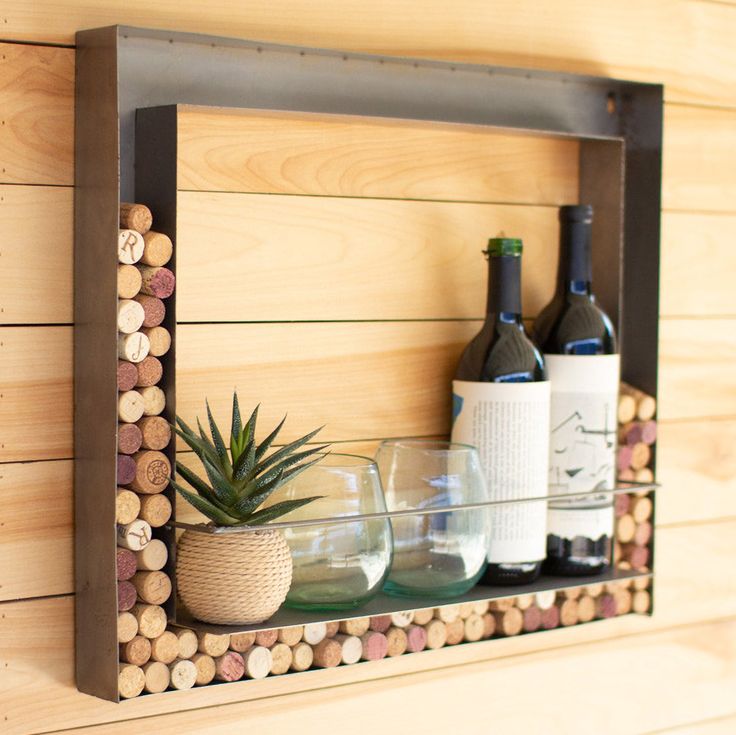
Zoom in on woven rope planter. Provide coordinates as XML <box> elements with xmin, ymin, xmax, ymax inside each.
<box><xmin>177</xmin><ymin>528</ymin><xmax>293</xmax><ymax>625</ymax></box>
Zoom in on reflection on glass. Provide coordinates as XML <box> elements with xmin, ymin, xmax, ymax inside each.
<box><xmin>376</xmin><ymin>439</ymin><xmax>490</xmax><ymax>598</ymax></box>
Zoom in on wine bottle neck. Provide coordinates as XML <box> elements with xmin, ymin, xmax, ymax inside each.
<box><xmin>558</xmin><ymin>219</ymin><xmax>593</xmax><ymax>296</ymax></box>
<box><xmin>487</xmin><ymin>255</ymin><xmax>522</xmax><ymax>319</ymax></box>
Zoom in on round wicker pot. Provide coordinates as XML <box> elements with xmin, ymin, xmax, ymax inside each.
<box><xmin>177</xmin><ymin>528</ymin><xmax>293</xmax><ymax>625</ymax></box>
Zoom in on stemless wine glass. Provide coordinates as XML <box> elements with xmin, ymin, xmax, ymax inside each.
<box><xmin>376</xmin><ymin>439</ymin><xmax>490</xmax><ymax>598</ymax></box>
<box><xmin>273</xmin><ymin>453</ymin><xmax>393</xmax><ymax>610</ymax></box>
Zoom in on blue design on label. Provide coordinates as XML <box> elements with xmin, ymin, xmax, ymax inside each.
<box><xmin>452</xmin><ymin>393</ymin><xmax>464</xmax><ymax>424</ymax></box>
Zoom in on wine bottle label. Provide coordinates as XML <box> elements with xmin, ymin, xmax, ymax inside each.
<box><xmin>451</xmin><ymin>380</ymin><xmax>550</xmax><ymax>564</ymax></box>
<box><xmin>546</xmin><ymin>506</ymin><xmax>613</xmax><ymax>554</ymax></box>
<box><xmin>545</xmin><ymin>354</ymin><xmax>619</xmax><ymax>501</ymax></box>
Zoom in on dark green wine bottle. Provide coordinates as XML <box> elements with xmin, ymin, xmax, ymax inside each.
<box><xmin>452</xmin><ymin>238</ymin><xmax>550</xmax><ymax>585</ymax></box>
<box><xmin>534</xmin><ymin>205</ymin><xmax>619</xmax><ymax>577</ymax></box>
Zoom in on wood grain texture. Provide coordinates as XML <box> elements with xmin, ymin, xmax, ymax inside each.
<box><xmin>3</xmin><ymin>1</ymin><xmax>736</xmax><ymax>108</ymax></box>
<box><xmin>663</xmin><ymin>104</ymin><xmax>736</xmax><ymax>213</ymax></box>
<box><xmin>661</xmin><ymin>212</ymin><xmax>736</xmax><ymax>317</ymax></box>
<box><xmin>0</xmin><ymin>43</ymin><xmax>73</xmax><ymax>185</ymax></box>
<box><xmin>176</xmin><ymin>107</ymin><xmax>578</xmax><ymax>203</ymax></box>
<box><xmin>654</xmin><ymin>713</ymin><xmax>736</xmax><ymax>735</ymax></box>
<box><xmin>176</xmin><ymin>192</ymin><xmax>559</xmax><ymax>322</ymax></box>
<box><xmin>176</xmin><ymin>321</ymin><xmax>479</xmax><ymax>445</ymax></box>
<box><xmin>0</xmin><ymin>185</ymin><xmax>73</xmax><ymax>323</ymax></box>
<box><xmin>658</xmin><ymin>319</ymin><xmax>736</xmax><ymax>420</ymax></box>
<box><xmin>0</xmin><ymin>327</ymin><xmax>71</xmax><ymax>461</ymax></box>
<box><xmin>0</xmin><ymin>460</ymin><xmax>72</xmax><ymax>601</ymax></box>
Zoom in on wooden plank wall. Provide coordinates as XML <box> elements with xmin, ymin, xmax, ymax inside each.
<box><xmin>1</xmin><ymin>3</ymin><xmax>735</xmax><ymax>733</ymax></box>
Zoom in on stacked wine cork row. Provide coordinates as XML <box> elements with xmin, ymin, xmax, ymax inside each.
<box><xmin>615</xmin><ymin>382</ymin><xmax>656</xmax><ymax>586</ymax></box>
<box><xmin>115</xmin><ymin>203</ymin><xmax>176</xmax><ymax>695</ymax></box>
<box><xmin>117</xmin><ymin>578</ymin><xmax>651</xmax><ymax>698</ymax></box>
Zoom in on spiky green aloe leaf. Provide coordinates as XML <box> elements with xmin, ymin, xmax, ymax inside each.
<box><xmin>252</xmin><ymin>426</ymin><xmax>325</xmax><ymax>477</ymax></box>
<box><xmin>173</xmin><ymin>425</ymin><xmax>219</xmax><ymax>466</ymax></box>
<box><xmin>230</xmin><ymin>391</ymin><xmax>243</xmax><ymax>461</ymax></box>
<box><xmin>206</xmin><ymin>400</ymin><xmax>230</xmax><ymax>472</ymax></box>
<box><xmin>197</xmin><ymin>418</ymin><xmax>232</xmax><ymax>481</ymax></box>
<box><xmin>242</xmin><ymin>404</ymin><xmax>259</xmax><ymax>448</ymax></box>
<box><xmin>171</xmin><ymin>480</ymin><xmax>240</xmax><ymax>526</ymax></box>
<box><xmin>240</xmin><ymin>446</ymin><xmax>329</xmax><ymax>497</ymax></box>
<box><xmin>201</xmin><ymin>456</ymin><xmax>239</xmax><ymax>507</ymax></box>
<box><xmin>254</xmin><ymin>415</ymin><xmax>286</xmax><ymax>463</ymax></box>
<box><xmin>241</xmin><ymin>496</ymin><xmax>325</xmax><ymax>526</ymax></box>
<box><xmin>175</xmin><ymin>461</ymin><xmax>230</xmax><ymax>512</ymax></box>
<box><xmin>232</xmin><ymin>438</ymin><xmax>256</xmax><ymax>484</ymax></box>
<box><xmin>230</xmin><ymin>469</ymin><xmax>285</xmax><ymax>517</ymax></box>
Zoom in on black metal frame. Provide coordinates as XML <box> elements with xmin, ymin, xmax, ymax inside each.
<box><xmin>75</xmin><ymin>24</ymin><xmax>662</xmax><ymax>702</ymax></box>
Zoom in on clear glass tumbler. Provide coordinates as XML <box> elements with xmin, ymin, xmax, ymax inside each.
<box><xmin>376</xmin><ymin>439</ymin><xmax>490</xmax><ymax>598</ymax></box>
<box><xmin>275</xmin><ymin>453</ymin><xmax>393</xmax><ymax>610</ymax></box>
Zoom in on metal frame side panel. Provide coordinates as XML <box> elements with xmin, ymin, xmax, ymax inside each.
<box><xmin>135</xmin><ymin>106</ymin><xmax>179</xmax><ymax>619</ymax></box>
<box><xmin>74</xmin><ymin>26</ymin><xmax>122</xmax><ymax>702</ymax></box>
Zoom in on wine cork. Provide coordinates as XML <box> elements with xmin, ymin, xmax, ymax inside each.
<box><xmin>561</xmin><ymin>587</ymin><xmax>582</xmax><ymax>600</ymax></box>
<box><xmin>138</xmin><ymin>416</ymin><xmax>171</xmax><ymax>451</ymax></box>
<box><xmin>471</xmin><ymin>601</ymin><xmax>490</xmax><ymax>616</ymax></box>
<box><xmin>618</xmin><ymin>468</ymin><xmax>636</xmax><ymax>482</ymax></box>
<box><xmin>584</xmin><ymin>582</ymin><xmax>604</xmax><ymax>597</ymax></box>
<box><xmin>132</xmin><ymin>570</ymin><xmax>172</xmax><ymax>605</ymax></box>
<box><xmin>191</xmin><ymin>653</ymin><xmax>216</xmax><ymax>685</ymax></box>
<box><xmin>463</xmin><ymin>614</ymin><xmax>485</xmax><ymax>642</ymax></box>
<box><xmin>621</xmin><ymin>382</ymin><xmax>656</xmax><ymax>421</ymax></box>
<box><xmin>139</xmin><ymin>385</ymin><xmax>166</xmax><ymax>417</ymax></box>
<box><xmin>215</xmin><ymin>651</ymin><xmax>245</xmax><ymax>682</ymax></box>
<box><xmin>535</xmin><ymin>590</ymin><xmax>557</xmax><ymax>610</ymax></box>
<box><xmin>339</xmin><ymin>617</ymin><xmax>370</xmax><ymax>637</ymax></box>
<box><xmin>141</xmin><ymin>230</ymin><xmax>173</xmax><ymax>267</ymax></box>
<box><xmin>118</xmin><ymin>264</ymin><xmax>143</xmax><ymax>299</ymax></box>
<box><xmin>369</xmin><ymin>615</ymin><xmax>392</xmax><ymax>633</ymax></box>
<box><xmin>619</xmin><ymin>421</ymin><xmax>643</xmax><ymax>446</ymax></box>
<box><xmin>118</xmin><ymin>612</ymin><xmax>138</xmax><ymax>643</ymax></box>
<box><xmin>360</xmin><ymin>631</ymin><xmax>389</xmax><ymax>661</ymax></box>
<box><xmin>445</xmin><ymin>618</ymin><xmax>465</xmax><ymax>645</ymax></box>
<box><xmin>116</xmin><ymin>488</ymin><xmax>141</xmax><ymax>524</ymax></box>
<box><xmin>255</xmin><ymin>629</ymin><xmax>279</xmax><ymax>648</ymax></box>
<box><xmin>405</xmin><ymin>624</ymin><xmax>428</xmax><ymax>653</ymax></box>
<box><xmin>489</xmin><ymin>598</ymin><xmax>515</xmax><ymax>612</ymax></box>
<box><xmin>243</xmin><ymin>646</ymin><xmax>272</xmax><ymax>679</ymax></box>
<box><xmin>632</xmin><ymin>589</ymin><xmax>652</xmax><ymax>614</ymax></box>
<box><xmin>615</xmin><ymin>589</ymin><xmax>633</xmax><ymax>615</ymax></box>
<box><xmin>631</xmin><ymin>496</ymin><xmax>653</xmax><ymax>523</ymax></box>
<box><xmin>312</xmin><ymin>638</ymin><xmax>342</xmax><ymax>668</ymax></box>
<box><xmin>595</xmin><ymin>594</ymin><xmax>617</xmax><ymax>619</ymax></box>
<box><xmin>424</xmin><ymin>620</ymin><xmax>447</xmax><ymax>650</ymax></box>
<box><xmin>130</xmin><ymin>604</ymin><xmax>167</xmax><ymax>639</ymax></box>
<box><xmin>168</xmin><ymin>659</ymin><xmax>197</xmax><ymax>690</ymax></box>
<box><xmin>139</xmin><ymin>266</ymin><xmax>175</xmax><ymax>299</ymax></box>
<box><xmin>614</xmin><ymin>493</ymin><xmax>631</xmax><ymax>518</ymax></box>
<box><xmin>412</xmin><ymin>608</ymin><xmax>434</xmax><ymax>626</ymax></box>
<box><xmin>118</xmin><ymin>332</ymin><xmax>150</xmax><ymax>363</ymax></box>
<box><xmin>482</xmin><ymin>612</ymin><xmax>496</xmax><ymax>638</ymax></box>
<box><xmin>577</xmin><ymin>595</ymin><xmax>596</xmax><ymax>623</ymax></box>
<box><xmin>139</xmin><ymin>493</ymin><xmax>172</xmax><ymax>527</ymax></box>
<box><xmin>493</xmin><ymin>608</ymin><xmax>523</xmax><ymax>637</ymax></box>
<box><xmin>135</xmin><ymin>294</ymin><xmax>166</xmax><ymax>328</ymax></box>
<box><xmin>616</xmin><ymin>514</ymin><xmax>636</xmax><ymax>543</ymax></box>
<box><xmin>117</xmin><ymin>299</ymin><xmax>146</xmax><ymax>334</ymax></box>
<box><xmin>618</xmin><ymin>392</ymin><xmax>637</xmax><ymax>424</ymax></box>
<box><xmin>277</xmin><ymin>626</ymin><xmax>303</xmax><ymax>647</ymax></box>
<box><xmin>635</xmin><ymin>467</ymin><xmax>654</xmax><ymax>484</ymax></box>
<box><xmin>623</xmin><ymin>543</ymin><xmax>650</xmax><ymax>569</ymax></box>
<box><xmin>634</xmin><ymin>521</ymin><xmax>653</xmax><ymax>547</ymax></box>
<box><xmin>325</xmin><ymin>621</ymin><xmax>340</xmax><ymax>638</ymax></box>
<box><xmin>118</xmin><ymin>422</ymin><xmax>143</xmax><ymax>455</ymax></box>
<box><xmin>120</xmin><ymin>202</ymin><xmax>153</xmax><ymax>234</ymax></box>
<box><xmin>514</xmin><ymin>595</ymin><xmax>534</xmax><ymax>611</ymax></box>
<box><xmin>142</xmin><ymin>326</ymin><xmax>172</xmax><ymax>357</ymax></box>
<box><xmin>229</xmin><ymin>631</ymin><xmax>257</xmax><ymax>652</ymax></box>
<box><xmin>436</xmin><ymin>605</ymin><xmax>460</xmax><ymax>623</ymax></box>
<box><xmin>118</xmin><ymin>229</ymin><xmax>145</xmax><ymax>265</ymax></box>
<box><xmin>290</xmin><ymin>642</ymin><xmax>314</xmax><ymax>672</ymax></box>
<box><xmin>130</xmin><ymin>450</ymin><xmax>171</xmax><ymax>494</ymax></box>
<box><xmin>197</xmin><ymin>632</ymin><xmax>230</xmax><ymax>657</ymax></box>
<box><xmin>617</xmin><ymin>445</ymin><xmax>633</xmax><ymax>472</ymax></box>
<box><xmin>142</xmin><ymin>660</ymin><xmax>170</xmax><ymax>694</ymax></box>
<box><xmin>559</xmin><ymin>599</ymin><xmax>579</xmax><ymax>627</ymax></box>
<box><xmin>174</xmin><ymin>628</ymin><xmax>198</xmax><ymax>659</ymax></box>
<box><xmin>117</xmin><ymin>454</ymin><xmax>136</xmax><ymax>485</ymax></box>
<box><xmin>613</xmin><ymin>541</ymin><xmax>623</xmax><ymax>564</ymax></box>
<box><xmin>303</xmin><ymin>622</ymin><xmax>327</xmax><ymax>646</ymax></box>
<box><xmin>117</xmin><ymin>519</ymin><xmax>152</xmax><ymax>551</ymax></box>
<box><xmin>269</xmin><ymin>642</ymin><xmax>293</xmax><ymax>675</ymax></box>
<box><xmin>459</xmin><ymin>602</ymin><xmax>475</xmax><ymax>619</ymax></box>
<box><xmin>333</xmin><ymin>634</ymin><xmax>362</xmax><ymax>664</ymax></box>
<box><xmin>540</xmin><ymin>605</ymin><xmax>560</xmax><ymax>630</ymax></box>
<box><xmin>135</xmin><ymin>355</ymin><xmax>163</xmax><ymax>387</ymax></box>
<box><xmin>118</xmin><ymin>390</ymin><xmax>145</xmax><ymax>423</ymax></box>
<box><xmin>120</xmin><ymin>635</ymin><xmax>152</xmax><ymax>666</ymax></box>
<box><xmin>386</xmin><ymin>626</ymin><xmax>409</xmax><ymax>656</ymax></box>
<box><xmin>522</xmin><ymin>605</ymin><xmax>542</xmax><ymax>633</ymax></box>
<box><xmin>630</xmin><ymin>442</ymin><xmax>651</xmax><ymax>471</ymax></box>
<box><xmin>117</xmin><ymin>360</ymin><xmax>138</xmax><ymax>391</ymax></box>
<box><xmin>150</xmin><ymin>631</ymin><xmax>179</xmax><ymax>664</ymax></box>
<box><xmin>117</xmin><ymin>547</ymin><xmax>137</xmax><ymax>581</ymax></box>
<box><xmin>633</xmin><ymin>571</ymin><xmax>651</xmax><ymax>591</ymax></box>
<box><xmin>135</xmin><ymin>538</ymin><xmax>168</xmax><ymax>571</ymax></box>
<box><xmin>118</xmin><ymin>663</ymin><xmax>145</xmax><ymax>699</ymax></box>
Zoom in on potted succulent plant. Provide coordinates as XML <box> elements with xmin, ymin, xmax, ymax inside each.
<box><xmin>172</xmin><ymin>391</ymin><xmax>327</xmax><ymax>625</ymax></box>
